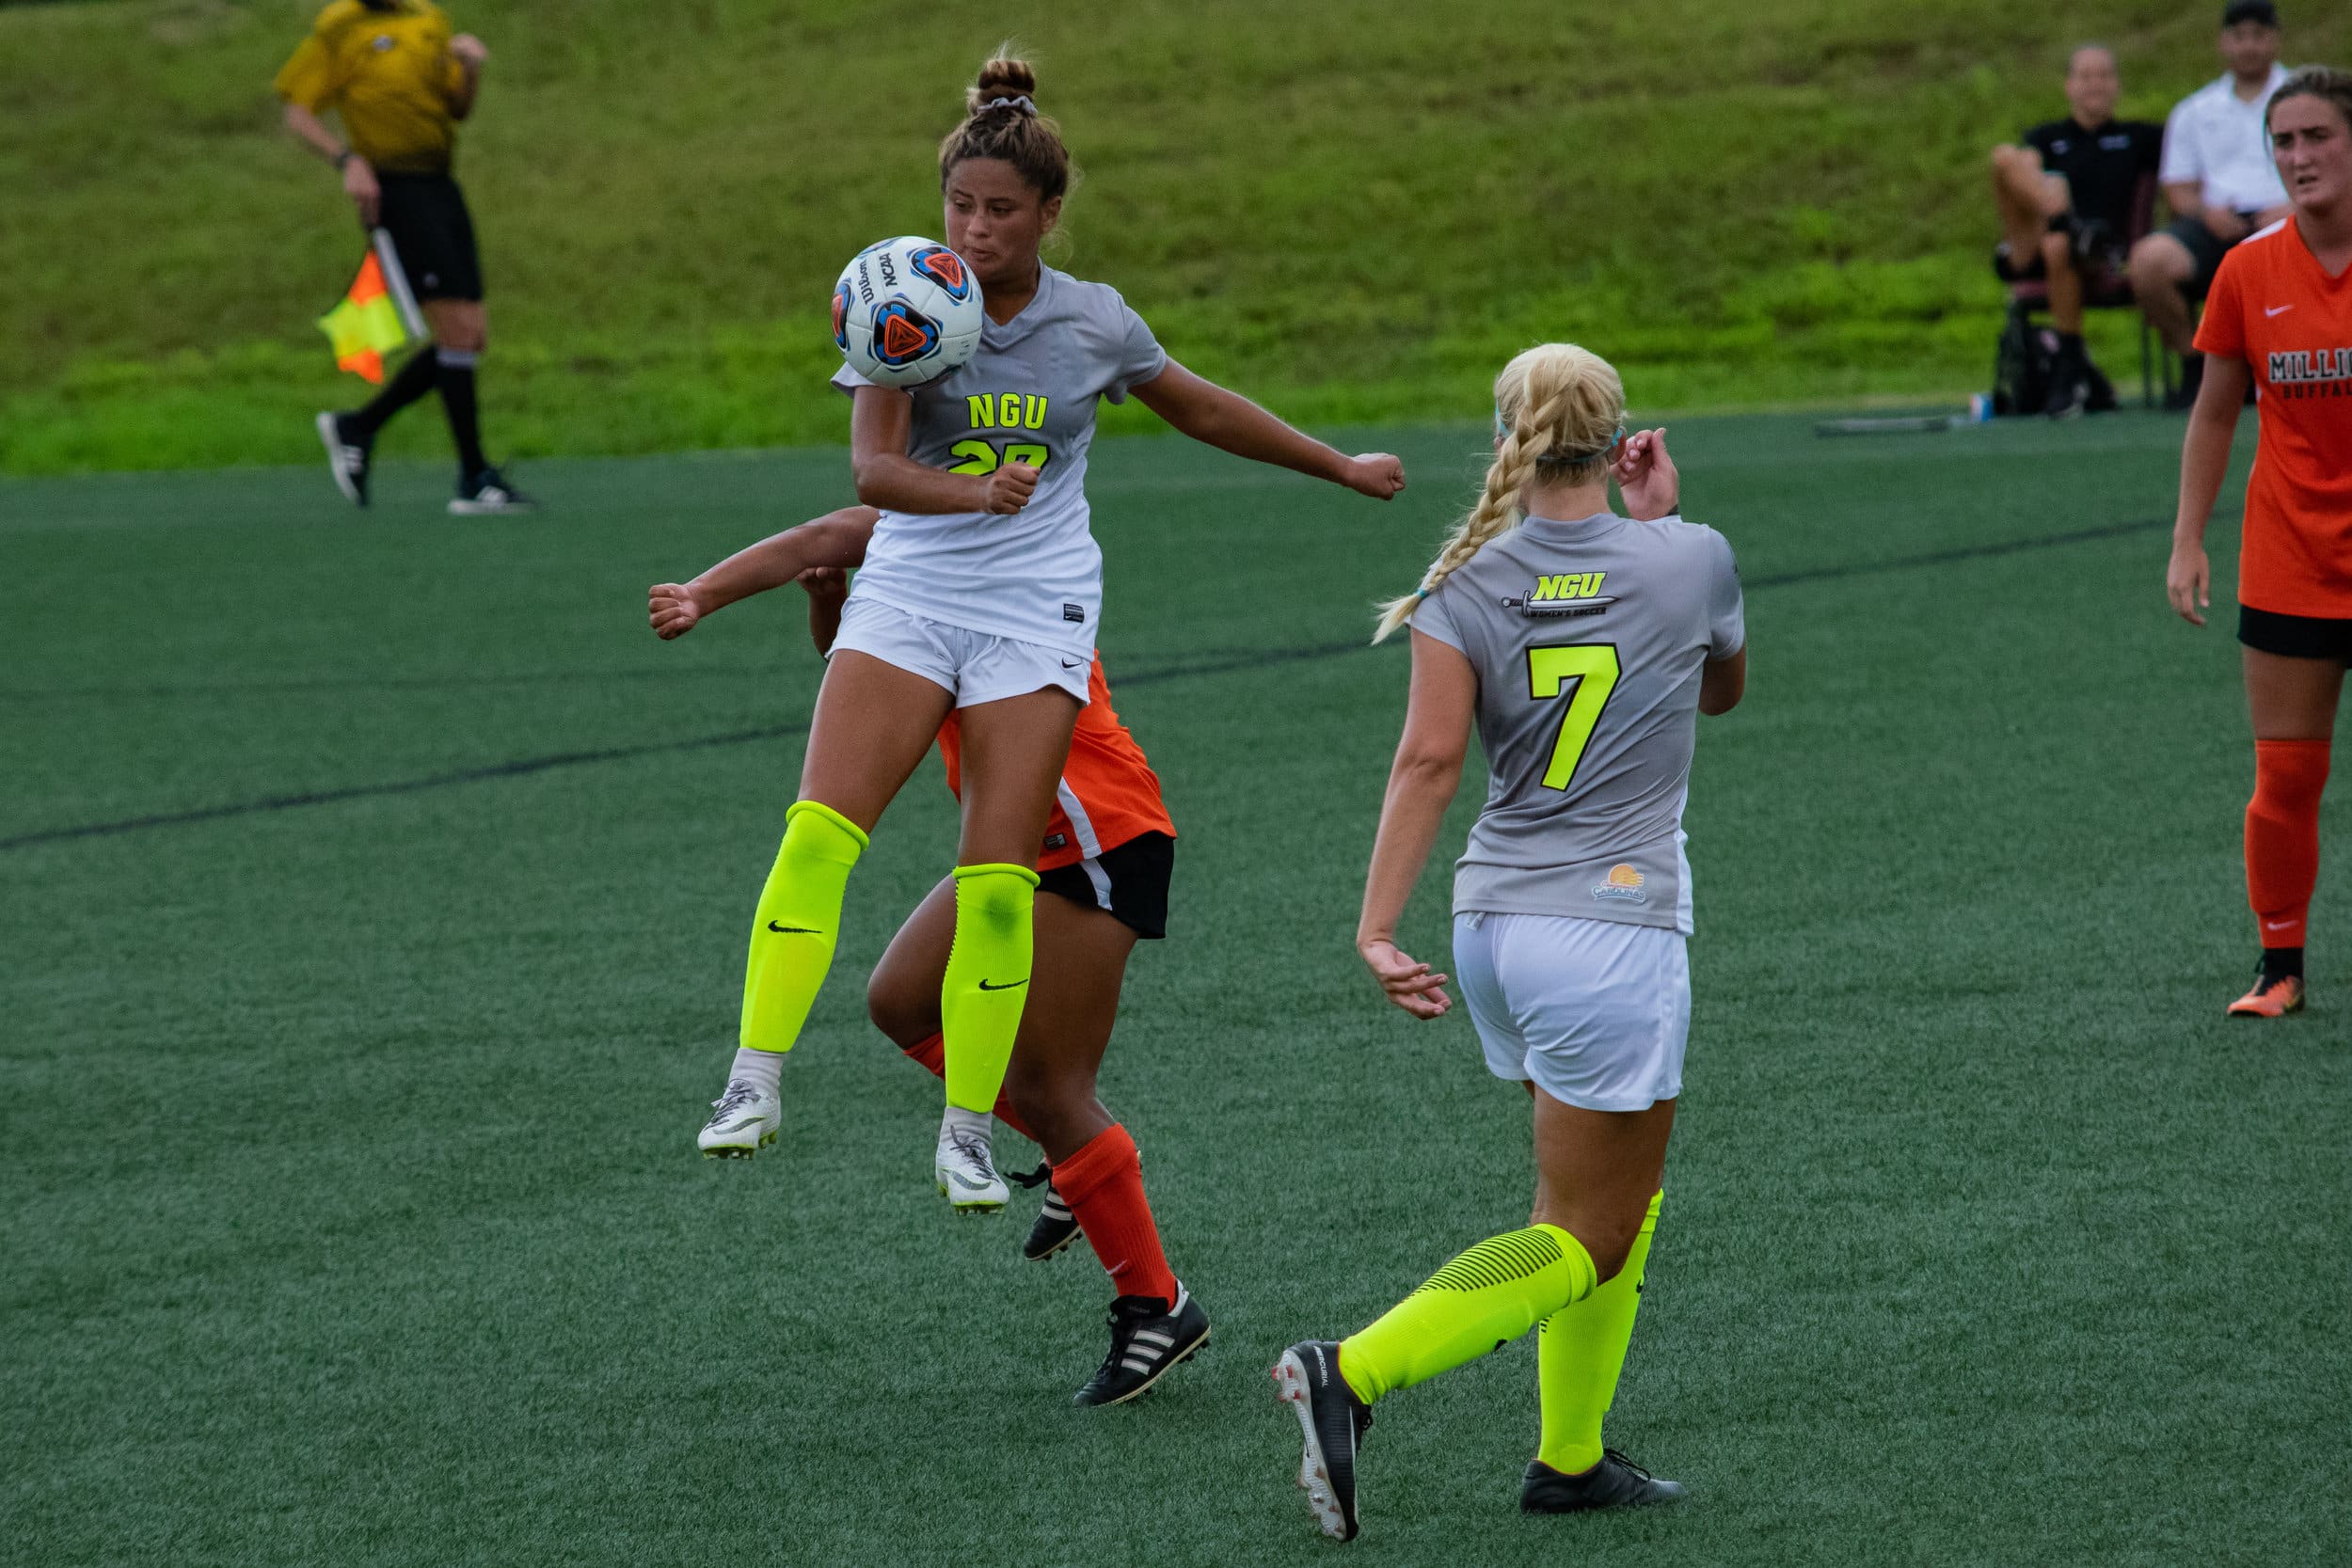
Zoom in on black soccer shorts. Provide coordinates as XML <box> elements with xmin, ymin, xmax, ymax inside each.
<box><xmin>1037</xmin><ymin>832</ymin><xmax>1174</xmax><ymax>941</ymax></box>
<box><xmin>375</xmin><ymin>172</ymin><xmax>484</xmax><ymax>302</ymax></box>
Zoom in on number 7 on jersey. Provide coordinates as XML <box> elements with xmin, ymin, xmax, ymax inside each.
<box><xmin>1526</xmin><ymin>644</ymin><xmax>1622</xmax><ymax>790</ymax></box>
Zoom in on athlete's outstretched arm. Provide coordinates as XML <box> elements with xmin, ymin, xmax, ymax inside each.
<box><xmin>1129</xmin><ymin>361</ymin><xmax>1405</xmax><ymax>500</ymax></box>
<box><xmin>850</xmin><ymin>385</ymin><xmax>1038</xmax><ymax>515</ymax></box>
<box><xmin>648</xmin><ymin>506</ymin><xmax>876</xmax><ymax>639</ymax></box>
<box><xmin>2168</xmin><ymin>355</ymin><xmax>2253</xmax><ymax>627</ymax></box>
<box><xmin>1358</xmin><ymin>631</ymin><xmax>1477</xmax><ymax>1020</ymax></box>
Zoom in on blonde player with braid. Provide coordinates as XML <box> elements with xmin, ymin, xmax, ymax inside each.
<box><xmin>1273</xmin><ymin>344</ymin><xmax>1745</xmax><ymax>1541</ymax></box>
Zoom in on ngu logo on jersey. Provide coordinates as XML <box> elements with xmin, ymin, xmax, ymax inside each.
<box><xmin>1511</xmin><ymin>571</ymin><xmax>1617</xmax><ymax>619</ymax></box>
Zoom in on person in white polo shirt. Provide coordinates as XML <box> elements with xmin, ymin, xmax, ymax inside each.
<box><xmin>2130</xmin><ymin>0</ymin><xmax>2296</xmax><ymax>405</ymax></box>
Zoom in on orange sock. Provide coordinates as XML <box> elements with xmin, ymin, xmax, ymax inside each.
<box><xmin>1054</xmin><ymin>1123</ymin><xmax>1180</xmax><ymax>1307</ymax></box>
<box><xmin>2247</xmin><ymin>739</ymin><xmax>2329</xmax><ymax>949</ymax></box>
<box><xmin>899</xmin><ymin>1033</ymin><xmax>1037</xmax><ymax>1143</ymax></box>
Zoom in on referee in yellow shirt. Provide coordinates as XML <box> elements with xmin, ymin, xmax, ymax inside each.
<box><xmin>277</xmin><ymin>0</ymin><xmax>531</xmax><ymax>514</ymax></box>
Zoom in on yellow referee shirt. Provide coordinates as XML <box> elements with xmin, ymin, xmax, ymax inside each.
<box><xmin>274</xmin><ymin>0</ymin><xmax>466</xmax><ymax>175</ymax></box>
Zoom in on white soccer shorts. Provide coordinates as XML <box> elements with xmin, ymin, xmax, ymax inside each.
<box><xmin>1452</xmin><ymin>911</ymin><xmax>1690</xmax><ymax>1112</ymax></box>
<box><xmin>830</xmin><ymin>593</ymin><xmax>1090</xmax><ymax>706</ymax></box>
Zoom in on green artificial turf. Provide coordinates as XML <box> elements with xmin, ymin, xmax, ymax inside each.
<box><xmin>3</xmin><ymin>414</ymin><xmax>2346</xmax><ymax>1566</ymax></box>
<box><xmin>8</xmin><ymin>0</ymin><xmax>2350</xmax><ymax>474</ymax></box>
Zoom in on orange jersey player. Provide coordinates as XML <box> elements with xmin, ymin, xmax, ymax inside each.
<box><xmin>2167</xmin><ymin>67</ymin><xmax>2352</xmax><ymax>1017</ymax></box>
<box><xmin>649</xmin><ymin>505</ymin><xmax>1207</xmax><ymax>1405</ymax></box>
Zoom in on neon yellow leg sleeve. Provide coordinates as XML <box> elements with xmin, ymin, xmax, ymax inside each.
<box><xmin>1338</xmin><ymin>1224</ymin><xmax>1598</xmax><ymax>1404</ymax></box>
<box><xmin>738</xmin><ymin>800</ymin><xmax>868</xmax><ymax>1053</ymax></box>
<box><xmin>938</xmin><ymin>862</ymin><xmax>1040</xmax><ymax>1113</ymax></box>
<box><xmin>1536</xmin><ymin>1191</ymin><xmax>1661</xmax><ymax>1474</ymax></box>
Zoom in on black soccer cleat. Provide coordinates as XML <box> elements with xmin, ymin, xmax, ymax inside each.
<box><xmin>449</xmin><ymin>467</ymin><xmax>536</xmax><ymax>515</ymax></box>
<box><xmin>1073</xmin><ymin>1285</ymin><xmax>1209</xmax><ymax>1407</ymax></box>
<box><xmin>1022</xmin><ymin>1180</ymin><xmax>1081</xmax><ymax>1261</ymax></box>
<box><xmin>315</xmin><ymin>411</ymin><xmax>372</xmax><ymax>506</ymax></box>
<box><xmin>1520</xmin><ymin>1449</ymin><xmax>1688</xmax><ymax>1513</ymax></box>
<box><xmin>1271</xmin><ymin>1339</ymin><xmax>1372</xmax><ymax>1541</ymax></box>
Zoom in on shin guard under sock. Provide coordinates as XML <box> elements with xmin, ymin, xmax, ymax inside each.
<box><xmin>1054</xmin><ymin>1124</ymin><xmax>1178</xmax><ymax>1306</ymax></box>
<box><xmin>739</xmin><ymin>800</ymin><xmax>866</xmax><ymax>1053</ymax></box>
<box><xmin>899</xmin><ymin>1033</ymin><xmax>1038</xmax><ymax>1143</ymax></box>
<box><xmin>1536</xmin><ymin>1191</ymin><xmax>1661</xmax><ymax>1475</ymax></box>
<box><xmin>1339</xmin><ymin>1224</ymin><xmax>1597</xmax><ymax>1404</ymax></box>
<box><xmin>939</xmin><ymin>863</ymin><xmax>1039</xmax><ymax>1114</ymax></box>
<box><xmin>2247</xmin><ymin>738</ymin><xmax>2328</xmax><ymax>950</ymax></box>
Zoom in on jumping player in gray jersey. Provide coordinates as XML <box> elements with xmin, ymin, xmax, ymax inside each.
<box><xmin>693</xmin><ymin>52</ymin><xmax>1406</xmax><ymax>1319</ymax></box>
<box><xmin>1273</xmin><ymin>343</ymin><xmax>1744</xmax><ymax>1541</ymax></box>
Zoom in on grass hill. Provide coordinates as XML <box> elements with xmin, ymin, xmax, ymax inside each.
<box><xmin>4</xmin><ymin>0</ymin><xmax>2344</xmax><ymax>474</ymax></box>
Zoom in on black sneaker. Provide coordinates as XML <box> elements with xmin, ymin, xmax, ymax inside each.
<box><xmin>1272</xmin><ymin>1339</ymin><xmax>1372</xmax><ymax>1541</ymax></box>
<box><xmin>314</xmin><ymin>411</ymin><xmax>372</xmax><ymax>506</ymax></box>
<box><xmin>1520</xmin><ymin>1449</ymin><xmax>1688</xmax><ymax>1513</ymax></box>
<box><xmin>1022</xmin><ymin>1179</ymin><xmax>1081</xmax><ymax>1261</ymax></box>
<box><xmin>450</xmin><ymin>467</ymin><xmax>536</xmax><ymax>515</ymax></box>
<box><xmin>1073</xmin><ymin>1285</ymin><xmax>1209</xmax><ymax>1407</ymax></box>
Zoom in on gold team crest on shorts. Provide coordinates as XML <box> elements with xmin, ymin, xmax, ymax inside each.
<box><xmin>1590</xmin><ymin>863</ymin><xmax>1648</xmax><ymax>905</ymax></box>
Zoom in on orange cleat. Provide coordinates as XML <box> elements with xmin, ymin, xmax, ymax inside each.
<box><xmin>2226</xmin><ymin>973</ymin><xmax>2305</xmax><ymax>1018</ymax></box>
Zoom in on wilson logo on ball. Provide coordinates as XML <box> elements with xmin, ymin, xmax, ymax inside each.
<box><xmin>907</xmin><ymin>245</ymin><xmax>972</xmax><ymax>302</ymax></box>
<box><xmin>871</xmin><ymin>301</ymin><xmax>942</xmax><ymax>367</ymax></box>
<box><xmin>832</xmin><ymin>281</ymin><xmax>852</xmax><ymax>350</ymax></box>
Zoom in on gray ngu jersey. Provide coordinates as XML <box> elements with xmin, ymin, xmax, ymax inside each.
<box><xmin>834</xmin><ymin>265</ymin><xmax>1166</xmax><ymax>659</ymax></box>
<box><xmin>1409</xmin><ymin>511</ymin><xmax>1743</xmax><ymax>933</ymax></box>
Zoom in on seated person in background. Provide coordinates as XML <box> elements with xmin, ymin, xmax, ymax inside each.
<box><xmin>1990</xmin><ymin>44</ymin><xmax>2163</xmax><ymax>416</ymax></box>
<box><xmin>2130</xmin><ymin>0</ymin><xmax>2294</xmax><ymax>406</ymax></box>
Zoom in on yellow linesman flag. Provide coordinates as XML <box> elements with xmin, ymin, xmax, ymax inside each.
<box><xmin>317</xmin><ymin>231</ymin><xmax>424</xmax><ymax>383</ymax></box>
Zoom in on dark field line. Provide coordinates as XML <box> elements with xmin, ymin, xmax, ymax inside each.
<box><xmin>1740</xmin><ymin>515</ymin><xmax>2172</xmax><ymax>591</ymax></box>
<box><xmin>0</xmin><ymin>517</ymin><xmax>2167</xmax><ymax>851</ymax></box>
<box><xmin>0</xmin><ymin>641</ymin><xmax>1363</xmax><ymax>851</ymax></box>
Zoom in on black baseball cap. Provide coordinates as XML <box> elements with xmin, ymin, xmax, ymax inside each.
<box><xmin>2222</xmin><ymin>1</ymin><xmax>2280</xmax><ymax>27</ymax></box>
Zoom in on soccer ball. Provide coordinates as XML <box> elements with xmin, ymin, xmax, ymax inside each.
<box><xmin>832</xmin><ymin>236</ymin><xmax>984</xmax><ymax>388</ymax></box>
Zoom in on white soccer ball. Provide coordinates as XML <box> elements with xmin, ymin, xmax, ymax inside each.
<box><xmin>832</xmin><ymin>236</ymin><xmax>985</xmax><ymax>388</ymax></box>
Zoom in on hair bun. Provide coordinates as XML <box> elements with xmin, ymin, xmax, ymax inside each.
<box><xmin>968</xmin><ymin>55</ymin><xmax>1040</xmax><ymax>115</ymax></box>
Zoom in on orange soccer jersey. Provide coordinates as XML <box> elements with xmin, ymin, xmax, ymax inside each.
<box><xmin>2194</xmin><ymin>218</ymin><xmax>2352</xmax><ymax>619</ymax></box>
<box><xmin>935</xmin><ymin>655</ymin><xmax>1176</xmax><ymax>872</ymax></box>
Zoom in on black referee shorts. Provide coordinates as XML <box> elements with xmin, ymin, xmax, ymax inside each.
<box><xmin>376</xmin><ymin>172</ymin><xmax>483</xmax><ymax>302</ymax></box>
<box><xmin>2239</xmin><ymin>604</ymin><xmax>2352</xmax><ymax>663</ymax></box>
<box><xmin>1037</xmin><ymin>832</ymin><xmax>1174</xmax><ymax>941</ymax></box>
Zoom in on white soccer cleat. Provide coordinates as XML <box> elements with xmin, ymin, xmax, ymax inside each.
<box><xmin>934</xmin><ymin>1116</ymin><xmax>1009</xmax><ymax>1213</ymax></box>
<box><xmin>697</xmin><ymin>1079</ymin><xmax>779</xmax><ymax>1159</ymax></box>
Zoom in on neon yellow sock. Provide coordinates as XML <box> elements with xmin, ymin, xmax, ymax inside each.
<box><xmin>1535</xmin><ymin>1191</ymin><xmax>1661</xmax><ymax>1474</ymax></box>
<box><xmin>738</xmin><ymin>800</ymin><xmax>867</xmax><ymax>1053</ymax></box>
<box><xmin>939</xmin><ymin>862</ymin><xmax>1040</xmax><ymax>1113</ymax></box>
<box><xmin>1338</xmin><ymin>1224</ymin><xmax>1597</xmax><ymax>1404</ymax></box>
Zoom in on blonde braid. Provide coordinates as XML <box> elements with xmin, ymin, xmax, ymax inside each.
<box><xmin>1371</xmin><ymin>361</ymin><xmax>1599</xmax><ymax>643</ymax></box>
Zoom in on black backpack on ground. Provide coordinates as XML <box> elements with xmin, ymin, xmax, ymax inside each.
<box><xmin>1991</xmin><ymin>301</ymin><xmax>2118</xmax><ymax>417</ymax></box>
<box><xmin>1991</xmin><ymin>301</ymin><xmax>2056</xmax><ymax>417</ymax></box>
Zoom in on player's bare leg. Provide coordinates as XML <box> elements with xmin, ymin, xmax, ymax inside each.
<box><xmin>699</xmin><ymin>651</ymin><xmax>949</xmax><ymax>1159</ymax></box>
<box><xmin>870</xmin><ymin>868</ymin><xmax>1206</xmax><ymax>1399</ymax></box>
<box><xmin>916</xmin><ymin>686</ymin><xmax>1079</xmax><ymax>1208</ymax></box>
